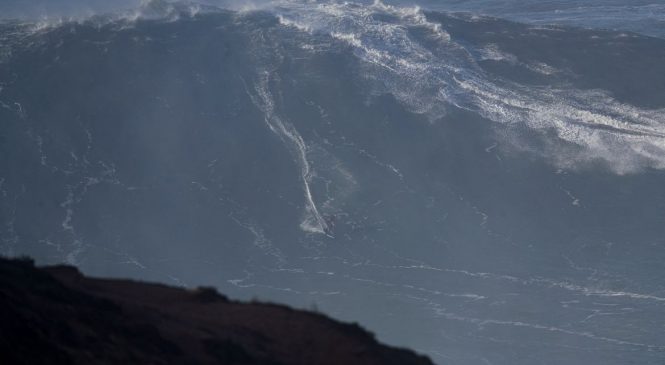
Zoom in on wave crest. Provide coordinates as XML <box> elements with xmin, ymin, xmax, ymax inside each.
<box><xmin>271</xmin><ymin>0</ymin><xmax>665</xmax><ymax>173</ymax></box>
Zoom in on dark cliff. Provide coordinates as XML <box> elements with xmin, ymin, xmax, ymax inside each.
<box><xmin>0</xmin><ymin>257</ymin><xmax>433</xmax><ymax>365</ymax></box>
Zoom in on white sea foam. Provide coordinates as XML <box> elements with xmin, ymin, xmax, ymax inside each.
<box><xmin>526</xmin><ymin>61</ymin><xmax>559</xmax><ymax>75</ymax></box>
<box><xmin>119</xmin><ymin>0</ymin><xmax>188</xmax><ymax>23</ymax></box>
<box><xmin>477</xmin><ymin>43</ymin><xmax>518</xmax><ymax>64</ymax></box>
<box><xmin>6</xmin><ymin>0</ymin><xmax>665</xmax><ymax>175</ymax></box>
<box><xmin>271</xmin><ymin>0</ymin><xmax>665</xmax><ymax>173</ymax></box>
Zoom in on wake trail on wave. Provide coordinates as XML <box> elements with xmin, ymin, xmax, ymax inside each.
<box><xmin>244</xmin><ymin>72</ymin><xmax>329</xmax><ymax>235</ymax></box>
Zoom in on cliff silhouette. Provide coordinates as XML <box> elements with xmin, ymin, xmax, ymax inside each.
<box><xmin>0</xmin><ymin>257</ymin><xmax>434</xmax><ymax>365</ymax></box>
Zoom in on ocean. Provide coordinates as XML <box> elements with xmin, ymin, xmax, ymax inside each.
<box><xmin>1</xmin><ymin>1</ymin><xmax>665</xmax><ymax>363</ymax></box>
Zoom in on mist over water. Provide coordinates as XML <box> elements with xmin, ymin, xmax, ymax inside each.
<box><xmin>4</xmin><ymin>0</ymin><xmax>665</xmax><ymax>39</ymax></box>
<box><xmin>1</xmin><ymin>1</ymin><xmax>665</xmax><ymax>364</ymax></box>
<box><xmin>388</xmin><ymin>0</ymin><xmax>665</xmax><ymax>39</ymax></box>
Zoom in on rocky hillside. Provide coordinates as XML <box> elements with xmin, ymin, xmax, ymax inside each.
<box><xmin>0</xmin><ymin>257</ymin><xmax>434</xmax><ymax>365</ymax></box>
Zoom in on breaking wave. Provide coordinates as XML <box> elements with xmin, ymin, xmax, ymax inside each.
<box><xmin>3</xmin><ymin>2</ymin><xmax>665</xmax><ymax>363</ymax></box>
<box><xmin>270</xmin><ymin>0</ymin><xmax>665</xmax><ymax>174</ymax></box>
<box><xmin>3</xmin><ymin>0</ymin><xmax>665</xmax><ymax>173</ymax></box>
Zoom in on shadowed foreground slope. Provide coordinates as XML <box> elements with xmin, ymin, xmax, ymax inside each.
<box><xmin>0</xmin><ymin>257</ymin><xmax>433</xmax><ymax>365</ymax></box>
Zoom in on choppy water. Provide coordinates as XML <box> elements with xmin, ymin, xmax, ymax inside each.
<box><xmin>389</xmin><ymin>0</ymin><xmax>665</xmax><ymax>39</ymax></box>
<box><xmin>1</xmin><ymin>1</ymin><xmax>665</xmax><ymax>364</ymax></box>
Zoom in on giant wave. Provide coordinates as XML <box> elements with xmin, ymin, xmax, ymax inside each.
<box><xmin>2</xmin><ymin>1</ymin><xmax>665</xmax><ymax>364</ymax></box>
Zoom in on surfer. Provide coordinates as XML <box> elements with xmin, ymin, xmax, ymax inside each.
<box><xmin>323</xmin><ymin>214</ymin><xmax>337</xmax><ymax>237</ymax></box>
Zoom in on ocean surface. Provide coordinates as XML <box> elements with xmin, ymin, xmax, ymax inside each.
<box><xmin>1</xmin><ymin>1</ymin><xmax>665</xmax><ymax>364</ymax></box>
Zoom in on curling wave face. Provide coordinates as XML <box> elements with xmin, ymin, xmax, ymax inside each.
<box><xmin>2</xmin><ymin>1</ymin><xmax>665</xmax><ymax>365</ymax></box>
<box><xmin>4</xmin><ymin>0</ymin><xmax>665</xmax><ymax>174</ymax></box>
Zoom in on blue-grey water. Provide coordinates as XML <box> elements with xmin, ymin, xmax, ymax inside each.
<box><xmin>1</xmin><ymin>1</ymin><xmax>665</xmax><ymax>364</ymax></box>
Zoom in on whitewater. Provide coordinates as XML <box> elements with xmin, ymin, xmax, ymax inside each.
<box><xmin>1</xmin><ymin>1</ymin><xmax>665</xmax><ymax>364</ymax></box>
